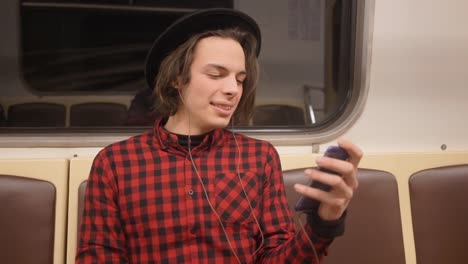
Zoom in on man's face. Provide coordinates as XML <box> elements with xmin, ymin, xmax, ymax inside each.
<box><xmin>168</xmin><ymin>36</ymin><xmax>246</xmax><ymax>135</ymax></box>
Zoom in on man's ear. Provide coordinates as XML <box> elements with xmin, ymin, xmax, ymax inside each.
<box><xmin>172</xmin><ymin>77</ymin><xmax>184</xmax><ymax>90</ymax></box>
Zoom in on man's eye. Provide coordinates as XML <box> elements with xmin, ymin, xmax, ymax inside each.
<box><xmin>207</xmin><ymin>73</ymin><xmax>221</xmax><ymax>78</ymax></box>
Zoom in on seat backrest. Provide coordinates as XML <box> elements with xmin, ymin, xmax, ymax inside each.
<box><xmin>252</xmin><ymin>104</ymin><xmax>305</xmax><ymax>126</ymax></box>
<box><xmin>70</xmin><ymin>102</ymin><xmax>127</xmax><ymax>127</ymax></box>
<box><xmin>409</xmin><ymin>164</ymin><xmax>468</xmax><ymax>264</ymax></box>
<box><xmin>0</xmin><ymin>175</ymin><xmax>56</xmax><ymax>264</ymax></box>
<box><xmin>7</xmin><ymin>102</ymin><xmax>66</xmax><ymax>127</ymax></box>
<box><xmin>0</xmin><ymin>159</ymin><xmax>68</xmax><ymax>264</ymax></box>
<box><xmin>77</xmin><ymin>181</ymin><xmax>88</xmax><ymax>234</ymax></box>
<box><xmin>283</xmin><ymin>168</ymin><xmax>406</xmax><ymax>264</ymax></box>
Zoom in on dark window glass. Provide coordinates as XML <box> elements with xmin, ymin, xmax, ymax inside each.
<box><xmin>21</xmin><ymin>0</ymin><xmax>233</xmax><ymax>93</ymax></box>
<box><xmin>21</xmin><ymin>6</ymin><xmax>185</xmax><ymax>92</ymax></box>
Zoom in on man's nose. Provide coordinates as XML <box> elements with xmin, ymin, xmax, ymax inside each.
<box><xmin>222</xmin><ymin>76</ymin><xmax>240</xmax><ymax>96</ymax></box>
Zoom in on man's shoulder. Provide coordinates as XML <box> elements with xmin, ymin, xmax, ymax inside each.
<box><xmin>228</xmin><ymin>130</ymin><xmax>275</xmax><ymax>149</ymax></box>
<box><xmin>98</xmin><ymin>130</ymin><xmax>154</xmax><ymax>157</ymax></box>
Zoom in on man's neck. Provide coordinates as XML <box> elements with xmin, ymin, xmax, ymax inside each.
<box><xmin>164</xmin><ymin>114</ymin><xmax>212</xmax><ymax>135</ymax></box>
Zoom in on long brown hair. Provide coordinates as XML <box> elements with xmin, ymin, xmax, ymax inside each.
<box><xmin>153</xmin><ymin>27</ymin><xmax>259</xmax><ymax>124</ymax></box>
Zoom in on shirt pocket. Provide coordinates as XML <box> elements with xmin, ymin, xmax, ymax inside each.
<box><xmin>214</xmin><ymin>171</ymin><xmax>260</xmax><ymax>225</ymax></box>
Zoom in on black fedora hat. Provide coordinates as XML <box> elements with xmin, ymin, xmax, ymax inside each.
<box><xmin>144</xmin><ymin>8</ymin><xmax>261</xmax><ymax>89</ymax></box>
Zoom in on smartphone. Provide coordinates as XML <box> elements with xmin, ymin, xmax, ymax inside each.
<box><xmin>294</xmin><ymin>146</ymin><xmax>349</xmax><ymax>212</ymax></box>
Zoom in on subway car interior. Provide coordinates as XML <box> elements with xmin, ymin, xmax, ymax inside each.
<box><xmin>1</xmin><ymin>0</ymin><xmax>467</xmax><ymax>263</ymax></box>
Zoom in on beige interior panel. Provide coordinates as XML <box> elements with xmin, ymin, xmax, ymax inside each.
<box><xmin>67</xmin><ymin>157</ymin><xmax>94</xmax><ymax>264</ymax></box>
<box><xmin>0</xmin><ymin>159</ymin><xmax>69</xmax><ymax>264</ymax></box>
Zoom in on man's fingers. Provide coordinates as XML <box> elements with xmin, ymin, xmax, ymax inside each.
<box><xmin>294</xmin><ymin>183</ymin><xmax>352</xmax><ymax>208</ymax></box>
<box><xmin>302</xmin><ymin>169</ymin><xmax>354</xmax><ymax>200</ymax></box>
<box><xmin>337</xmin><ymin>139</ymin><xmax>363</xmax><ymax>168</ymax></box>
<box><xmin>314</xmin><ymin>157</ymin><xmax>358</xmax><ymax>189</ymax></box>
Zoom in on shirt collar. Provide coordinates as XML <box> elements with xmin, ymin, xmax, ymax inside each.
<box><xmin>153</xmin><ymin>117</ymin><xmax>227</xmax><ymax>152</ymax></box>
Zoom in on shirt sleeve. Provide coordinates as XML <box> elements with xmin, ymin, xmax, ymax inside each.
<box><xmin>307</xmin><ymin>210</ymin><xmax>347</xmax><ymax>238</ymax></box>
<box><xmin>76</xmin><ymin>152</ymin><xmax>129</xmax><ymax>264</ymax></box>
<box><xmin>256</xmin><ymin>144</ymin><xmax>336</xmax><ymax>263</ymax></box>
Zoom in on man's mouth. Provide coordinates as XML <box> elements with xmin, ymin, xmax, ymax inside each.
<box><xmin>211</xmin><ymin>103</ymin><xmax>233</xmax><ymax>111</ymax></box>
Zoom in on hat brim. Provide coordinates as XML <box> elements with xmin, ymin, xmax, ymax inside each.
<box><xmin>144</xmin><ymin>8</ymin><xmax>261</xmax><ymax>89</ymax></box>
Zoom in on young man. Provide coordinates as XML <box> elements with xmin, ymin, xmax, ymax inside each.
<box><xmin>77</xmin><ymin>8</ymin><xmax>362</xmax><ymax>263</ymax></box>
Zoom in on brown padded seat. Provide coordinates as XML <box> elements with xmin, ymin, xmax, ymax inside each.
<box><xmin>0</xmin><ymin>174</ymin><xmax>56</xmax><ymax>264</ymax></box>
<box><xmin>77</xmin><ymin>181</ymin><xmax>87</xmax><ymax>235</ymax></box>
<box><xmin>7</xmin><ymin>102</ymin><xmax>66</xmax><ymax>127</ymax></box>
<box><xmin>70</xmin><ymin>102</ymin><xmax>128</xmax><ymax>127</ymax></box>
<box><xmin>252</xmin><ymin>104</ymin><xmax>305</xmax><ymax>126</ymax></box>
<box><xmin>409</xmin><ymin>164</ymin><xmax>468</xmax><ymax>264</ymax></box>
<box><xmin>283</xmin><ymin>168</ymin><xmax>406</xmax><ymax>264</ymax></box>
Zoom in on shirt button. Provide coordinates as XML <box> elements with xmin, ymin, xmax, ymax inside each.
<box><xmin>188</xmin><ymin>190</ymin><xmax>194</xmax><ymax>196</ymax></box>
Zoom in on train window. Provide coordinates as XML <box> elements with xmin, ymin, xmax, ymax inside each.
<box><xmin>1</xmin><ymin>0</ymin><xmax>371</xmax><ymax>137</ymax></box>
<box><xmin>20</xmin><ymin>1</ymin><xmax>233</xmax><ymax>93</ymax></box>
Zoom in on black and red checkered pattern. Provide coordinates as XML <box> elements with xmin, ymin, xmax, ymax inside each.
<box><xmin>76</xmin><ymin>118</ymin><xmax>332</xmax><ymax>263</ymax></box>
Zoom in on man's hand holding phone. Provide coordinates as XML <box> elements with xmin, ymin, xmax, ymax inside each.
<box><xmin>293</xmin><ymin>139</ymin><xmax>363</xmax><ymax>221</ymax></box>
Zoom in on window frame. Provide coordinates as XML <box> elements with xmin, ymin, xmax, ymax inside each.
<box><xmin>0</xmin><ymin>0</ymin><xmax>374</xmax><ymax>147</ymax></box>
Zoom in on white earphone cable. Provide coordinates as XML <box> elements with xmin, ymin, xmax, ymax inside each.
<box><xmin>230</xmin><ymin>122</ymin><xmax>265</xmax><ymax>256</ymax></box>
<box><xmin>295</xmin><ymin>212</ymin><xmax>320</xmax><ymax>263</ymax></box>
<box><xmin>186</xmin><ymin>113</ymin><xmax>242</xmax><ymax>264</ymax></box>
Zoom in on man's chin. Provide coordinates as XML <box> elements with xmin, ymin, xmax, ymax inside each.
<box><xmin>210</xmin><ymin>118</ymin><xmax>232</xmax><ymax>129</ymax></box>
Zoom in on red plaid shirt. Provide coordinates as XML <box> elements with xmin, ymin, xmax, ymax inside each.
<box><xmin>76</xmin><ymin>118</ymin><xmax>334</xmax><ymax>263</ymax></box>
